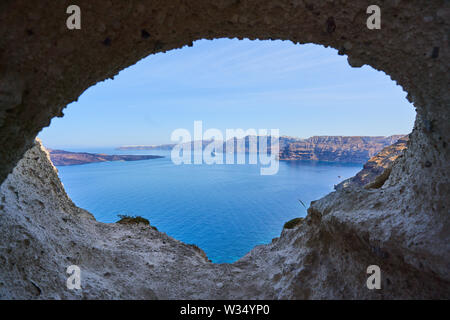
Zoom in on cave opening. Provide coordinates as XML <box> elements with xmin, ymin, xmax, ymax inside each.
<box><xmin>37</xmin><ymin>38</ymin><xmax>415</xmax><ymax>263</ymax></box>
<box><xmin>0</xmin><ymin>1</ymin><xmax>448</xmax><ymax>300</ymax></box>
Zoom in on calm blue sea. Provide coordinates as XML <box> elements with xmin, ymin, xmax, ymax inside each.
<box><xmin>54</xmin><ymin>147</ymin><xmax>362</xmax><ymax>263</ymax></box>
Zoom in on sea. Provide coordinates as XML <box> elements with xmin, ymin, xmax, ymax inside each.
<box><xmin>54</xmin><ymin>147</ymin><xmax>362</xmax><ymax>263</ymax></box>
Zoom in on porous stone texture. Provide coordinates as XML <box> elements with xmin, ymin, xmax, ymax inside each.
<box><xmin>1</xmin><ymin>140</ymin><xmax>448</xmax><ymax>299</ymax></box>
<box><xmin>0</xmin><ymin>0</ymin><xmax>449</xmax><ymax>299</ymax></box>
<box><xmin>0</xmin><ymin>0</ymin><xmax>449</xmax><ymax>184</ymax></box>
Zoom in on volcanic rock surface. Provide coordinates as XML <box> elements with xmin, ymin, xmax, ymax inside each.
<box><xmin>0</xmin><ymin>0</ymin><xmax>448</xmax><ymax>300</ymax></box>
<box><xmin>0</xmin><ymin>139</ymin><xmax>448</xmax><ymax>299</ymax></box>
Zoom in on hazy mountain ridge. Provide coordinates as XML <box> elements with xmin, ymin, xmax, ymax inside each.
<box><xmin>279</xmin><ymin>135</ymin><xmax>405</xmax><ymax>162</ymax></box>
<box><xmin>118</xmin><ymin>135</ymin><xmax>406</xmax><ymax>163</ymax></box>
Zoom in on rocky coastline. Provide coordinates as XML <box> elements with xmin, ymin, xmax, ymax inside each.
<box><xmin>47</xmin><ymin>149</ymin><xmax>163</xmax><ymax>166</ymax></box>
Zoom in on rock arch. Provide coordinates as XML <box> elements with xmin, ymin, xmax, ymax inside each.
<box><xmin>0</xmin><ymin>0</ymin><xmax>448</xmax><ymax>299</ymax></box>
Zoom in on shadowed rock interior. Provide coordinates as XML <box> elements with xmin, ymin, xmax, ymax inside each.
<box><xmin>0</xmin><ymin>0</ymin><xmax>448</xmax><ymax>299</ymax></box>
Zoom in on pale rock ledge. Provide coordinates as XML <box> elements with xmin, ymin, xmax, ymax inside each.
<box><xmin>0</xmin><ymin>139</ymin><xmax>448</xmax><ymax>299</ymax></box>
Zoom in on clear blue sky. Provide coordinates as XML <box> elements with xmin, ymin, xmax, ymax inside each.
<box><xmin>38</xmin><ymin>38</ymin><xmax>415</xmax><ymax>148</ymax></box>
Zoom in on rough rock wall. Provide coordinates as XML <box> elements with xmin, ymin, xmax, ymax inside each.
<box><xmin>0</xmin><ymin>140</ymin><xmax>214</xmax><ymax>299</ymax></box>
<box><xmin>0</xmin><ymin>0</ymin><xmax>448</xmax><ymax>184</ymax></box>
<box><xmin>0</xmin><ymin>0</ymin><xmax>449</xmax><ymax>299</ymax></box>
<box><xmin>1</xmin><ymin>140</ymin><xmax>448</xmax><ymax>299</ymax></box>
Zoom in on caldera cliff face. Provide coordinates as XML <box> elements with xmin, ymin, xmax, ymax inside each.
<box><xmin>279</xmin><ymin>135</ymin><xmax>405</xmax><ymax>162</ymax></box>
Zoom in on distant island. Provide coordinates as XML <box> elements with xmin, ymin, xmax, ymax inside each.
<box><xmin>48</xmin><ymin>149</ymin><xmax>163</xmax><ymax>166</ymax></box>
<box><xmin>118</xmin><ymin>135</ymin><xmax>406</xmax><ymax>164</ymax></box>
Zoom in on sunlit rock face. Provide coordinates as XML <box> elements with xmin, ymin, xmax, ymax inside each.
<box><xmin>336</xmin><ymin>135</ymin><xmax>409</xmax><ymax>189</ymax></box>
<box><xmin>0</xmin><ymin>1</ymin><xmax>448</xmax><ymax>299</ymax></box>
<box><xmin>279</xmin><ymin>135</ymin><xmax>405</xmax><ymax>162</ymax></box>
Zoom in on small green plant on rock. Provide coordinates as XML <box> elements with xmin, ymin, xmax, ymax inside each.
<box><xmin>283</xmin><ymin>217</ymin><xmax>304</xmax><ymax>229</ymax></box>
<box><xmin>116</xmin><ymin>214</ymin><xmax>150</xmax><ymax>226</ymax></box>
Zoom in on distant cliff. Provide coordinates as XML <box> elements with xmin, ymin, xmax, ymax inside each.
<box><xmin>279</xmin><ymin>135</ymin><xmax>405</xmax><ymax>162</ymax></box>
<box><xmin>118</xmin><ymin>135</ymin><xmax>406</xmax><ymax>164</ymax></box>
<box><xmin>48</xmin><ymin>149</ymin><xmax>163</xmax><ymax>166</ymax></box>
<box><xmin>335</xmin><ymin>135</ymin><xmax>409</xmax><ymax>190</ymax></box>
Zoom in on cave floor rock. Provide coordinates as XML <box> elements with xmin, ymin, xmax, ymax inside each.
<box><xmin>0</xmin><ymin>140</ymin><xmax>448</xmax><ymax>299</ymax></box>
